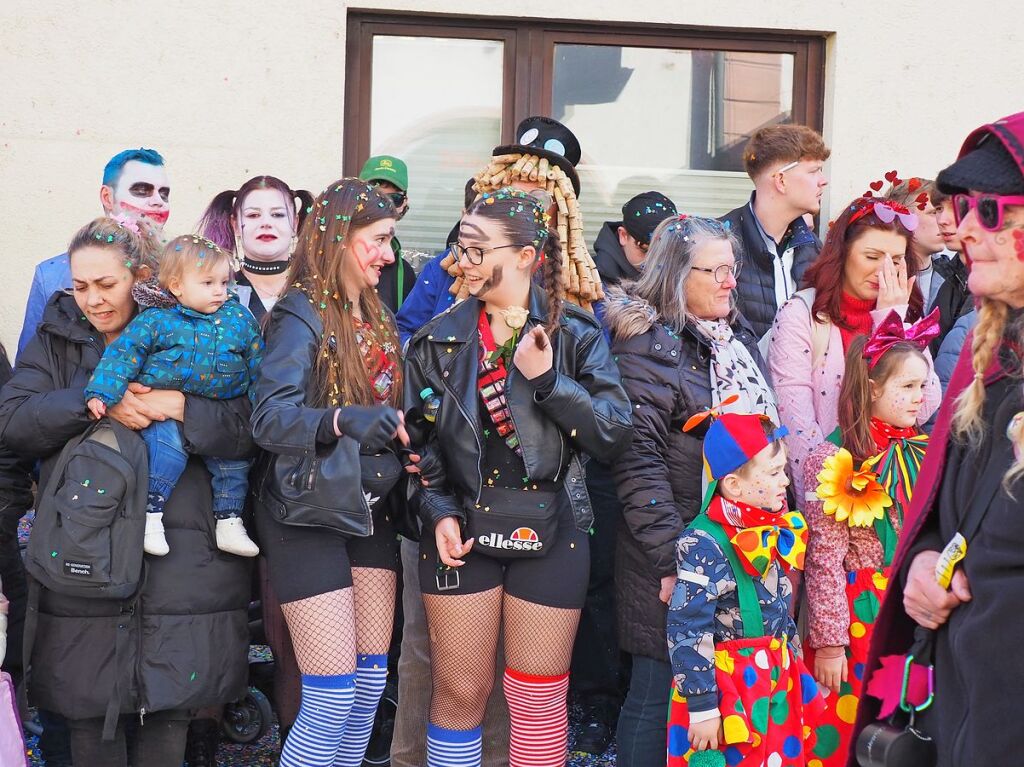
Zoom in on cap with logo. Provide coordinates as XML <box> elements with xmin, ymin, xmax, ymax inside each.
<box><xmin>622</xmin><ymin>191</ymin><xmax>678</xmax><ymax>244</ymax></box>
<box><xmin>359</xmin><ymin>155</ymin><xmax>409</xmax><ymax>192</ymax></box>
<box><xmin>493</xmin><ymin>116</ymin><xmax>583</xmax><ymax>196</ymax></box>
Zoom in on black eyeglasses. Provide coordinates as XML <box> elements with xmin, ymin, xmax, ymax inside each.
<box><xmin>386</xmin><ymin>192</ymin><xmax>407</xmax><ymax>208</ymax></box>
<box><xmin>449</xmin><ymin>241</ymin><xmax>522</xmax><ymax>266</ymax></box>
<box><xmin>691</xmin><ymin>263</ymin><xmax>741</xmax><ymax>283</ymax></box>
<box><xmin>953</xmin><ymin>192</ymin><xmax>1024</xmax><ymax>231</ymax></box>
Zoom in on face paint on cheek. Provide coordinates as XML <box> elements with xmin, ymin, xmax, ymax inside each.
<box><xmin>118</xmin><ymin>201</ymin><xmax>169</xmax><ymax>226</ymax></box>
<box><xmin>1013</xmin><ymin>229</ymin><xmax>1024</xmax><ymax>262</ymax></box>
<box><xmin>477</xmin><ymin>265</ymin><xmax>503</xmax><ymax>295</ymax></box>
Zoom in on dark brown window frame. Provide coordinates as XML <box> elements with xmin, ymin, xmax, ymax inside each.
<box><xmin>343</xmin><ymin>10</ymin><xmax>826</xmax><ymax>176</ymax></box>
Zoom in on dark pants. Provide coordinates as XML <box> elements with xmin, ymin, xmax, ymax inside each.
<box><xmin>571</xmin><ymin>461</ymin><xmax>626</xmax><ymax>718</ymax></box>
<box><xmin>68</xmin><ymin>709</ymin><xmax>190</xmax><ymax>767</ymax></box>
<box><xmin>616</xmin><ymin>654</ymin><xmax>672</xmax><ymax>767</ymax></box>
<box><xmin>142</xmin><ymin>419</ymin><xmax>248</xmax><ymax>517</ymax></box>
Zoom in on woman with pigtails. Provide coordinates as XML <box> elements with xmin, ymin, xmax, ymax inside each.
<box><xmin>251</xmin><ymin>178</ymin><xmax>411</xmax><ymax>767</ymax></box>
<box><xmin>403</xmin><ymin>188</ymin><xmax>632</xmax><ymax>767</ymax></box>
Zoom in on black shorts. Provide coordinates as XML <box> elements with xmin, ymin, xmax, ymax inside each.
<box><xmin>256</xmin><ymin>501</ymin><xmax>400</xmax><ymax>604</ymax></box>
<box><xmin>418</xmin><ymin>496</ymin><xmax>589</xmax><ymax>609</ymax></box>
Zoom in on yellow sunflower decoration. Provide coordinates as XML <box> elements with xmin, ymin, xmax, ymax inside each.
<box><xmin>816</xmin><ymin>448</ymin><xmax>893</xmax><ymax>527</ymax></box>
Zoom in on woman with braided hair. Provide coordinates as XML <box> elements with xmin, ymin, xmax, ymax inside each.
<box><xmin>251</xmin><ymin>179</ymin><xmax>412</xmax><ymax>767</ymax></box>
<box><xmin>859</xmin><ymin>111</ymin><xmax>1024</xmax><ymax>767</ymax></box>
<box><xmin>438</xmin><ymin>116</ymin><xmax>606</xmax><ymax>311</ymax></box>
<box><xmin>404</xmin><ymin>188</ymin><xmax>632</xmax><ymax>767</ymax></box>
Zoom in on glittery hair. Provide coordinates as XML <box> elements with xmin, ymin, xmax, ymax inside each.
<box><xmin>157</xmin><ymin>235</ymin><xmax>233</xmax><ymax>290</ymax></box>
<box><xmin>67</xmin><ymin>216</ymin><xmax>161</xmax><ymax>276</ymax></box>
<box><xmin>289</xmin><ymin>178</ymin><xmax>402</xmax><ymax>408</ymax></box>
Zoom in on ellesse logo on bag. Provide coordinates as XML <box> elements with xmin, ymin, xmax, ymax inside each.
<box><xmin>479</xmin><ymin>527</ymin><xmax>544</xmax><ymax>552</ymax></box>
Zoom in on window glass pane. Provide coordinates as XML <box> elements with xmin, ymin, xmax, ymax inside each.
<box><xmin>552</xmin><ymin>44</ymin><xmax>795</xmax><ymax>248</ymax></box>
<box><xmin>371</xmin><ymin>35</ymin><xmax>503</xmax><ymax>262</ymax></box>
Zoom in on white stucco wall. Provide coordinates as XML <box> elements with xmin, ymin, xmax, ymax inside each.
<box><xmin>1</xmin><ymin>0</ymin><xmax>1020</xmax><ymax>350</ymax></box>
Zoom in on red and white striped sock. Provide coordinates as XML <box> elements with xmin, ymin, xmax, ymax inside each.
<box><xmin>503</xmin><ymin>667</ymin><xmax>570</xmax><ymax>767</ymax></box>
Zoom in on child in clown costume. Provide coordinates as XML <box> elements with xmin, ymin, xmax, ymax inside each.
<box><xmin>801</xmin><ymin>310</ymin><xmax>937</xmax><ymax>767</ymax></box>
<box><xmin>667</xmin><ymin>411</ymin><xmax>823</xmax><ymax>767</ymax></box>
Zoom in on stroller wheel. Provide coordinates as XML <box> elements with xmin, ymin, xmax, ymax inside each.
<box><xmin>362</xmin><ymin>691</ymin><xmax>398</xmax><ymax>766</ymax></box>
<box><xmin>222</xmin><ymin>687</ymin><xmax>273</xmax><ymax>744</ymax></box>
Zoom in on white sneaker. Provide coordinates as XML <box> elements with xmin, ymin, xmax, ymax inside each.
<box><xmin>144</xmin><ymin>512</ymin><xmax>170</xmax><ymax>556</ymax></box>
<box><xmin>216</xmin><ymin>518</ymin><xmax>260</xmax><ymax>557</ymax></box>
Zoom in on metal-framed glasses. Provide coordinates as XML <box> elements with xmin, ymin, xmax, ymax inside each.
<box><xmin>691</xmin><ymin>262</ymin><xmax>741</xmax><ymax>283</ymax></box>
<box><xmin>450</xmin><ymin>241</ymin><xmax>522</xmax><ymax>266</ymax></box>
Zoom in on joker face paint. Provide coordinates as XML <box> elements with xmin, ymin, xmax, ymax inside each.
<box><xmin>105</xmin><ymin>160</ymin><xmax>171</xmax><ymax>228</ymax></box>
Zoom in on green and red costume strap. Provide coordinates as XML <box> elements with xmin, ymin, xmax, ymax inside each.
<box><xmin>477</xmin><ymin>308</ymin><xmax>522</xmax><ymax>454</ymax></box>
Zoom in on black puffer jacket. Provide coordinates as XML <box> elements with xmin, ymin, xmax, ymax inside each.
<box><xmin>720</xmin><ymin>198</ymin><xmax>821</xmax><ymax>339</ymax></box>
<box><xmin>605</xmin><ymin>286</ymin><xmax>765</xmax><ymax>661</ymax></box>
<box><xmin>404</xmin><ymin>287</ymin><xmax>633</xmax><ymax>532</ymax></box>
<box><xmin>0</xmin><ymin>292</ymin><xmax>252</xmax><ymax>720</ymax></box>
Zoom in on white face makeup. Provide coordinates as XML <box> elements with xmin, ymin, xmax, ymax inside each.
<box><xmin>237</xmin><ymin>188</ymin><xmax>294</xmax><ymax>261</ymax></box>
<box><xmin>108</xmin><ymin>160</ymin><xmax>171</xmax><ymax>228</ymax></box>
<box><xmin>870</xmin><ymin>353</ymin><xmax>929</xmax><ymax>429</ymax></box>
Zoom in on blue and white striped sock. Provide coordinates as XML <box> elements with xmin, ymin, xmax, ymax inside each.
<box><xmin>427</xmin><ymin>723</ymin><xmax>482</xmax><ymax>767</ymax></box>
<box><xmin>280</xmin><ymin>673</ymin><xmax>356</xmax><ymax>767</ymax></box>
<box><xmin>333</xmin><ymin>654</ymin><xmax>389</xmax><ymax>766</ymax></box>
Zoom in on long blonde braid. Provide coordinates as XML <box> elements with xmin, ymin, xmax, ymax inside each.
<box><xmin>439</xmin><ymin>153</ymin><xmax>604</xmax><ymax>311</ymax></box>
<box><xmin>953</xmin><ymin>298</ymin><xmax>1009</xmax><ymax>444</ymax></box>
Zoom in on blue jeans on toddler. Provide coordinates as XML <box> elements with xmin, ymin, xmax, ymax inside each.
<box><xmin>141</xmin><ymin>419</ymin><xmax>249</xmax><ymax>518</ymax></box>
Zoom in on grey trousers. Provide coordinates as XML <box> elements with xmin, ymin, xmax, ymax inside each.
<box><xmin>391</xmin><ymin>537</ymin><xmax>510</xmax><ymax>767</ymax></box>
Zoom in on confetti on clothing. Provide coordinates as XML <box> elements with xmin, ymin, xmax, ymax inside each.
<box><xmin>667</xmin><ymin>635</ymin><xmax>824</xmax><ymax>767</ymax></box>
<box><xmin>804</xmin><ymin>567</ymin><xmax>889</xmax><ymax>767</ymax></box>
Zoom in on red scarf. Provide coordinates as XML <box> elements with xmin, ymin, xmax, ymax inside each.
<box><xmin>838</xmin><ymin>292</ymin><xmax>876</xmax><ymax>351</ymax></box>
<box><xmin>869</xmin><ymin>417</ymin><xmax>919</xmax><ymax>453</ymax></box>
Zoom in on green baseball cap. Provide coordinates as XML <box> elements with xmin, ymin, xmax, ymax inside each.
<box><xmin>359</xmin><ymin>155</ymin><xmax>409</xmax><ymax>192</ymax></box>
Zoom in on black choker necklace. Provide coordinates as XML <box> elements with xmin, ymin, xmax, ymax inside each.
<box><xmin>242</xmin><ymin>257</ymin><xmax>290</xmax><ymax>275</ymax></box>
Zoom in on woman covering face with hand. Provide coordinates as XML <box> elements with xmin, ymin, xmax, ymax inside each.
<box><xmin>250</xmin><ymin>179</ymin><xmax>409</xmax><ymax>767</ymax></box>
<box><xmin>0</xmin><ymin>218</ymin><xmax>254</xmax><ymax>767</ymax></box>
<box><xmin>768</xmin><ymin>197</ymin><xmax>942</xmax><ymax>502</ymax></box>
<box><xmin>403</xmin><ymin>188</ymin><xmax>631</xmax><ymax>767</ymax></box>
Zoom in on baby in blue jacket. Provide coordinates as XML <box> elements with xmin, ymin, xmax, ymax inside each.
<box><xmin>86</xmin><ymin>235</ymin><xmax>263</xmax><ymax>557</ymax></box>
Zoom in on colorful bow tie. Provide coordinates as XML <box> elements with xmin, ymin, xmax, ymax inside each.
<box><xmin>708</xmin><ymin>497</ymin><xmax>808</xmax><ymax>577</ymax></box>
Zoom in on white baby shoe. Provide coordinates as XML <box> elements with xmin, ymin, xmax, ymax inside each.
<box><xmin>215</xmin><ymin>518</ymin><xmax>260</xmax><ymax>557</ymax></box>
<box><xmin>144</xmin><ymin>512</ymin><xmax>170</xmax><ymax>556</ymax></box>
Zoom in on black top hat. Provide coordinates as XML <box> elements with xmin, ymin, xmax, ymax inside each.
<box><xmin>493</xmin><ymin>116</ymin><xmax>583</xmax><ymax>197</ymax></box>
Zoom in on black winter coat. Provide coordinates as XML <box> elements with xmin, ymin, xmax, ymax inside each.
<box><xmin>720</xmin><ymin>199</ymin><xmax>821</xmax><ymax>339</ymax></box>
<box><xmin>0</xmin><ymin>292</ymin><xmax>253</xmax><ymax>720</ymax></box>
<box><xmin>605</xmin><ymin>286</ymin><xmax>765</xmax><ymax>661</ymax></box>
<box><xmin>404</xmin><ymin>287</ymin><xmax>633</xmax><ymax>533</ymax></box>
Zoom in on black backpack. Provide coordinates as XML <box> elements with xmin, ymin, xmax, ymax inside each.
<box><xmin>26</xmin><ymin>419</ymin><xmax>148</xmax><ymax>599</ymax></box>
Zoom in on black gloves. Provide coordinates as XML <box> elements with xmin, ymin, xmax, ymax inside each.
<box><xmin>336</xmin><ymin>405</ymin><xmax>400</xmax><ymax>451</ymax></box>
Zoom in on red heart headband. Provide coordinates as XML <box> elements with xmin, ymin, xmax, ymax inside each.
<box><xmin>862</xmin><ymin>308</ymin><xmax>941</xmax><ymax>368</ymax></box>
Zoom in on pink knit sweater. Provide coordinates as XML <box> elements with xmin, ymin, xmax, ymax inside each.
<box><xmin>767</xmin><ymin>296</ymin><xmax>941</xmax><ymax>503</ymax></box>
<box><xmin>801</xmin><ymin>441</ymin><xmax>904</xmax><ymax>649</ymax></box>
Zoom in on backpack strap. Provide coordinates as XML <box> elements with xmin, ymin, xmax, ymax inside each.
<box><xmin>690</xmin><ymin>515</ymin><xmax>765</xmax><ymax>638</ymax></box>
<box><xmin>794</xmin><ymin>288</ymin><xmax>831</xmax><ymax>368</ymax></box>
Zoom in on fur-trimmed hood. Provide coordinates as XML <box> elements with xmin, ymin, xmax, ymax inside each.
<box><xmin>603</xmin><ymin>285</ymin><xmax>661</xmax><ymax>341</ymax></box>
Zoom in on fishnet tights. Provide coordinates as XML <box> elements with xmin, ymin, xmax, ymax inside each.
<box><xmin>281</xmin><ymin>588</ymin><xmax>357</xmax><ymax>676</ymax></box>
<box><xmin>280</xmin><ymin>567</ymin><xmax>398</xmax><ymax>676</ymax></box>
<box><xmin>423</xmin><ymin>587</ymin><xmax>580</xmax><ymax>730</ymax></box>
<box><xmin>352</xmin><ymin>566</ymin><xmax>397</xmax><ymax>655</ymax></box>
